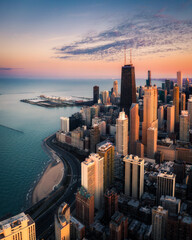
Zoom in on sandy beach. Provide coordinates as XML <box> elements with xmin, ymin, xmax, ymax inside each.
<box><xmin>32</xmin><ymin>160</ymin><xmax>64</xmax><ymax>205</ymax></box>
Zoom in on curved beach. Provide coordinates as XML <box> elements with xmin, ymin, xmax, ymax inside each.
<box><xmin>32</xmin><ymin>159</ymin><xmax>64</xmax><ymax>204</ymax></box>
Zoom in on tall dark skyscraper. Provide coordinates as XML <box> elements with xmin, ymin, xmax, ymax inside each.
<box><xmin>120</xmin><ymin>64</ymin><xmax>136</xmax><ymax>115</ymax></box>
<box><xmin>146</xmin><ymin>70</ymin><xmax>151</xmax><ymax>86</ymax></box>
<box><xmin>93</xmin><ymin>85</ymin><xmax>99</xmax><ymax>104</ymax></box>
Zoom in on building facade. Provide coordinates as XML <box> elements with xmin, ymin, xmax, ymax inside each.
<box><xmin>152</xmin><ymin>206</ymin><xmax>168</xmax><ymax>240</ymax></box>
<box><xmin>60</xmin><ymin>117</ymin><xmax>69</xmax><ymax>132</ymax></box>
<box><xmin>0</xmin><ymin>212</ymin><xmax>36</xmax><ymax>240</ymax></box>
<box><xmin>97</xmin><ymin>141</ymin><xmax>114</xmax><ymax>190</ymax></box>
<box><xmin>76</xmin><ymin>187</ymin><xmax>94</xmax><ymax>227</ymax></box>
<box><xmin>167</xmin><ymin>105</ymin><xmax>175</xmax><ymax>134</ymax></box>
<box><xmin>120</xmin><ymin>64</ymin><xmax>136</xmax><ymax>116</ymax></box>
<box><xmin>93</xmin><ymin>86</ymin><xmax>99</xmax><ymax>104</ymax></box>
<box><xmin>123</xmin><ymin>155</ymin><xmax>144</xmax><ymax>199</ymax></box>
<box><xmin>130</xmin><ymin>103</ymin><xmax>140</xmax><ymax>155</ymax></box>
<box><xmin>142</xmin><ymin>86</ymin><xmax>158</xmax><ymax>147</ymax></box>
<box><xmin>116</xmin><ymin>111</ymin><xmax>128</xmax><ymax>156</ymax></box>
<box><xmin>157</xmin><ymin>172</ymin><xmax>176</xmax><ymax>204</ymax></box>
<box><xmin>177</xmin><ymin>71</ymin><xmax>183</xmax><ymax>90</ymax></box>
<box><xmin>81</xmin><ymin>153</ymin><xmax>104</xmax><ymax>210</ymax></box>
<box><xmin>147</xmin><ymin>127</ymin><xmax>157</xmax><ymax>159</ymax></box>
<box><xmin>173</xmin><ymin>85</ymin><xmax>180</xmax><ymax>124</ymax></box>
<box><xmin>180</xmin><ymin>111</ymin><xmax>189</xmax><ymax>142</ymax></box>
<box><xmin>55</xmin><ymin>202</ymin><xmax>70</xmax><ymax>240</ymax></box>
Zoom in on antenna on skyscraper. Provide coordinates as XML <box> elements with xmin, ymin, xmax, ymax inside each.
<box><xmin>130</xmin><ymin>48</ymin><xmax>132</xmax><ymax>65</ymax></box>
<box><xmin>124</xmin><ymin>45</ymin><xmax>126</xmax><ymax>65</ymax></box>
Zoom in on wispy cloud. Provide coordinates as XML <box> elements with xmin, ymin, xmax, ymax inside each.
<box><xmin>0</xmin><ymin>67</ymin><xmax>13</xmax><ymax>71</ymax></box>
<box><xmin>53</xmin><ymin>10</ymin><xmax>192</xmax><ymax>61</ymax></box>
<box><xmin>0</xmin><ymin>67</ymin><xmax>23</xmax><ymax>71</ymax></box>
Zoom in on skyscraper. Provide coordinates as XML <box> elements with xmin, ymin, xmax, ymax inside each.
<box><xmin>173</xmin><ymin>85</ymin><xmax>180</xmax><ymax>124</ymax></box>
<box><xmin>102</xmin><ymin>90</ymin><xmax>109</xmax><ymax>104</ymax></box>
<box><xmin>97</xmin><ymin>141</ymin><xmax>114</xmax><ymax>190</ymax></box>
<box><xmin>81</xmin><ymin>158</ymin><xmax>95</xmax><ymax>195</ymax></box>
<box><xmin>55</xmin><ymin>202</ymin><xmax>70</xmax><ymax>240</ymax></box>
<box><xmin>167</xmin><ymin>105</ymin><xmax>175</xmax><ymax>134</ymax></box>
<box><xmin>0</xmin><ymin>212</ymin><xmax>36</xmax><ymax>240</ymax></box>
<box><xmin>185</xmin><ymin>78</ymin><xmax>190</xmax><ymax>100</ymax></box>
<box><xmin>120</xmin><ymin>64</ymin><xmax>136</xmax><ymax>115</ymax></box>
<box><xmin>142</xmin><ymin>86</ymin><xmax>158</xmax><ymax>146</ymax></box>
<box><xmin>123</xmin><ymin>155</ymin><xmax>144</xmax><ymax>199</ymax></box>
<box><xmin>60</xmin><ymin>117</ymin><xmax>69</xmax><ymax>132</ymax></box>
<box><xmin>146</xmin><ymin>70</ymin><xmax>151</xmax><ymax>86</ymax></box>
<box><xmin>93</xmin><ymin>85</ymin><xmax>99</xmax><ymax>104</ymax></box>
<box><xmin>158</xmin><ymin>106</ymin><xmax>164</xmax><ymax>130</ymax></box>
<box><xmin>70</xmin><ymin>217</ymin><xmax>85</xmax><ymax>240</ymax></box>
<box><xmin>90</xmin><ymin>125</ymin><xmax>100</xmax><ymax>153</ymax></box>
<box><xmin>181</xmin><ymin>93</ymin><xmax>186</xmax><ymax>111</ymax></box>
<box><xmin>109</xmin><ymin>212</ymin><xmax>128</xmax><ymax>240</ymax></box>
<box><xmin>113</xmin><ymin>80</ymin><xmax>118</xmax><ymax>97</ymax></box>
<box><xmin>177</xmin><ymin>71</ymin><xmax>183</xmax><ymax>90</ymax></box>
<box><xmin>152</xmin><ymin>206</ymin><xmax>168</xmax><ymax>240</ymax></box>
<box><xmin>165</xmin><ymin>79</ymin><xmax>171</xmax><ymax>94</ymax></box>
<box><xmin>160</xmin><ymin>196</ymin><xmax>181</xmax><ymax>216</ymax></box>
<box><xmin>116</xmin><ymin>111</ymin><xmax>128</xmax><ymax>156</ymax></box>
<box><xmin>76</xmin><ymin>187</ymin><xmax>94</xmax><ymax>227</ymax></box>
<box><xmin>157</xmin><ymin>172</ymin><xmax>176</xmax><ymax>204</ymax></box>
<box><xmin>81</xmin><ymin>153</ymin><xmax>104</xmax><ymax>210</ymax></box>
<box><xmin>188</xmin><ymin>98</ymin><xmax>192</xmax><ymax>128</ymax></box>
<box><xmin>104</xmin><ymin>189</ymin><xmax>118</xmax><ymax>222</ymax></box>
<box><xmin>180</xmin><ymin>111</ymin><xmax>189</xmax><ymax>142</ymax></box>
<box><xmin>129</xmin><ymin>103</ymin><xmax>140</xmax><ymax>155</ymax></box>
<box><xmin>147</xmin><ymin>127</ymin><xmax>157</xmax><ymax>159</ymax></box>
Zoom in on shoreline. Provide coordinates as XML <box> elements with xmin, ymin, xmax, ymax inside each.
<box><xmin>29</xmin><ymin>134</ymin><xmax>65</xmax><ymax>206</ymax></box>
<box><xmin>32</xmin><ymin>159</ymin><xmax>64</xmax><ymax>205</ymax></box>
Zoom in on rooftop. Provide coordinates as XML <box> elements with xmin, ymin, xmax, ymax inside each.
<box><xmin>70</xmin><ymin>216</ymin><xmax>85</xmax><ymax>230</ymax></box>
<box><xmin>77</xmin><ymin>186</ymin><xmax>92</xmax><ymax>199</ymax></box>
<box><xmin>124</xmin><ymin>154</ymin><xmax>144</xmax><ymax>164</ymax></box>
<box><xmin>182</xmin><ymin>216</ymin><xmax>192</xmax><ymax>224</ymax></box>
<box><xmin>57</xmin><ymin>202</ymin><xmax>70</xmax><ymax>225</ymax></box>
<box><xmin>0</xmin><ymin>212</ymin><xmax>33</xmax><ymax>231</ymax></box>
<box><xmin>158</xmin><ymin>171</ymin><xmax>176</xmax><ymax>179</ymax></box>
<box><xmin>97</xmin><ymin>141</ymin><xmax>113</xmax><ymax>152</ymax></box>
<box><xmin>82</xmin><ymin>158</ymin><xmax>95</xmax><ymax>166</ymax></box>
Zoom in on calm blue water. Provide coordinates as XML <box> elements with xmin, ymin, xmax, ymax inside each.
<box><xmin>0</xmin><ymin>78</ymin><xmax>163</xmax><ymax>218</ymax></box>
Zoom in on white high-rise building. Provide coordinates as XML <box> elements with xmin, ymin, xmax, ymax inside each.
<box><xmin>123</xmin><ymin>155</ymin><xmax>144</xmax><ymax>199</ymax></box>
<box><xmin>81</xmin><ymin>158</ymin><xmax>95</xmax><ymax>195</ymax></box>
<box><xmin>177</xmin><ymin>71</ymin><xmax>183</xmax><ymax>90</ymax></box>
<box><xmin>180</xmin><ymin>110</ymin><xmax>189</xmax><ymax>142</ymax></box>
<box><xmin>116</xmin><ymin>111</ymin><xmax>128</xmax><ymax>156</ymax></box>
<box><xmin>167</xmin><ymin>105</ymin><xmax>175</xmax><ymax>134</ymax></box>
<box><xmin>81</xmin><ymin>153</ymin><xmax>104</xmax><ymax>209</ymax></box>
<box><xmin>60</xmin><ymin>117</ymin><xmax>69</xmax><ymax>132</ymax></box>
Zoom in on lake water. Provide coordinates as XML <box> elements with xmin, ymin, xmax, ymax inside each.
<box><xmin>0</xmin><ymin>78</ymin><xmax>163</xmax><ymax>218</ymax></box>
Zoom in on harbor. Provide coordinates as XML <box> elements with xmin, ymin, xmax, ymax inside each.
<box><xmin>20</xmin><ymin>94</ymin><xmax>93</xmax><ymax>107</ymax></box>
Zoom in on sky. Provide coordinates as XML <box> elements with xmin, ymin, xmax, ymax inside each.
<box><xmin>0</xmin><ymin>0</ymin><xmax>192</xmax><ymax>79</ymax></box>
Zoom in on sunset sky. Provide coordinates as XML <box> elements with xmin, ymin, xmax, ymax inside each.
<box><xmin>0</xmin><ymin>0</ymin><xmax>192</xmax><ymax>79</ymax></box>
